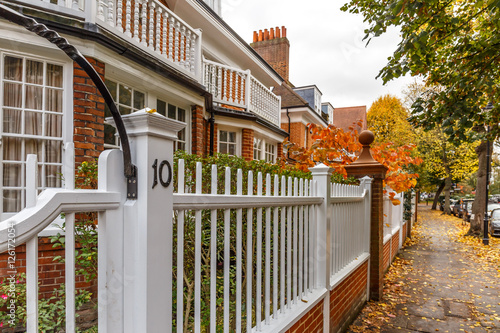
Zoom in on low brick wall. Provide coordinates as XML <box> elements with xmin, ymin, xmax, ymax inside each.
<box><xmin>383</xmin><ymin>239</ymin><xmax>391</xmax><ymax>271</ymax></box>
<box><xmin>391</xmin><ymin>231</ymin><xmax>400</xmax><ymax>262</ymax></box>
<box><xmin>285</xmin><ymin>299</ymin><xmax>324</xmax><ymax>333</ymax></box>
<box><xmin>330</xmin><ymin>261</ymin><xmax>369</xmax><ymax>333</ymax></box>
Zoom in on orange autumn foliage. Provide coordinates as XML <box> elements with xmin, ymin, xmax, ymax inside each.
<box><xmin>284</xmin><ymin>122</ymin><xmax>422</xmax><ymax>205</ymax></box>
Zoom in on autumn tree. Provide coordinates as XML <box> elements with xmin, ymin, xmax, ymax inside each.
<box><xmin>367</xmin><ymin>94</ymin><xmax>415</xmax><ymax>147</ymax></box>
<box><xmin>341</xmin><ymin>0</ymin><xmax>500</xmax><ymax>235</ymax></box>
<box><xmin>415</xmin><ymin>127</ymin><xmax>479</xmax><ymax>213</ymax></box>
<box><xmin>285</xmin><ymin>122</ymin><xmax>421</xmax><ymax>203</ymax></box>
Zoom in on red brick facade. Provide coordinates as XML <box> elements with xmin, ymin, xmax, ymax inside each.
<box><xmin>383</xmin><ymin>239</ymin><xmax>391</xmax><ymax>271</ymax></box>
<box><xmin>191</xmin><ymin>105</ymin><xmax>207</xmax><ymax>156</ymax></box>
<box><xmin>285</xmin><ymin>299</ymin><xmax>324</xmax><ymax>333</ymax></box>
<box><xmin>330</xmin><ymin>261</ymin><xmax>369</xmax><ymax>333</ymax></box>
<box><xmin>73</xmin><ymin>58</ymin><xmax>105</xmax><ymax>165</ymax></box>
<box><xmin>241</xmin><ymin>128</ymin><xmax>254</xmax><ymax>161</ymax></box>
<box><xmin>0</xmin><ymin>238</ymin><xmax>96</xmax><ymax>300</ymax></box>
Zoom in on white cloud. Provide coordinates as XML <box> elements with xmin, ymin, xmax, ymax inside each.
<box><xmin>222</xmin><ymin>0</ymin><xmax>415</xmax><ymax>110</ymax></box>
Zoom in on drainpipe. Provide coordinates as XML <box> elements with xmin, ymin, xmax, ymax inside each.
<box><xmin>204</xmin><ymin>93</ymin><xmax>215</xmax><ymax>156</ymax></box>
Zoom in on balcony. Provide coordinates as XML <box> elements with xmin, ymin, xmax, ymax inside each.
<box><xmin>14</xmin><ymin>0</ymin><xmax>203</xmax><ymax>80</ymax></box>
<box><xmin>203</xmin><ymin>60</ymin><xmax>281</xmax><ymax>126</ymax></box>
<box><xmin>12</xmin><ymin>0</ymin><xmax>281</xmax><ymax>127</ymax></box>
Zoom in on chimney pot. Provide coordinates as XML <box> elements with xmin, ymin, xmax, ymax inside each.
<box><xmin>258</xmin><ymin>30</ymin><xmax>263</xmax><ymax>42</ymax></box>
<box><xmin>270</xmin><ymin>28</ymin><xmax>275</xmax><ymax>39</ymax></box>
<box><xmin>264</xmin><ymin>29</ymin><xmax>269</xmax><ymax>40</ymax></box>
<box><xmin>276</xmin><ymin>26</ymin><xmax>281</xmax><ymax>38</ymax></box>
<box><xmin>282</xmin><ymin>26</ymin><xmax>287</xmax><ymax>38</ymax></box>
<box><xmin>253</xmin><ymin>31</ymin><xmax>258</xmax><ymax>43</ymax></box>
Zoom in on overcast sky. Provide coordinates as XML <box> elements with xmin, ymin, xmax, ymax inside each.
<box><xmin>221</xmin><ymin>0</ymin><xmax>417</xmax><ymax>110</ymax></box>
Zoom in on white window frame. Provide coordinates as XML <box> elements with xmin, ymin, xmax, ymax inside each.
<box><xmin>218</xmin><ymin>128</ymin><xmax>240</xmax><ymax>156</ymax></box>
<box><xmin>253</xmin><ymin>137</ymin><xmax>263</xmax><ymax>161</ymax></box>
<box><xmin>0</xmin><ymin>49</ymin><xmax>73</xmax><ymax>220</ymax></box>
<box><xmin>265</xmin><ymin>142</ymin><xmax>276</xmax><ymax>163</ymax></box>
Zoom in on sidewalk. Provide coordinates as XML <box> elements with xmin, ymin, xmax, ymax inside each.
<box><xmin>349</xmin><ymin>204</ymin><xmax>500</xmax><ymax>333</ymax></box>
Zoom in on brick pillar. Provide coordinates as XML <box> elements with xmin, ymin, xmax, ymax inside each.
<box><xmin>191</xmin><ymin>105</ymin><xmax>205</xmax><ymax>156</ymax></box>
<box><xmin>277</xmin><ymin>142</ymin><xmax>284</xmax><ymax>160</ymax></box>
<box><xmin>345</xmin><ymin>130</ymin><xmax>387</xmax><ymax>301</ymax></box>
<box><xmin>241</xmin><ymin>128</ymin><xmax>254</xmax><ymax>161</ymax></box>
<box><xmin>73</xmin><ymin>58</ymin><xmax>105</xmax><ymax>165</ymax></box>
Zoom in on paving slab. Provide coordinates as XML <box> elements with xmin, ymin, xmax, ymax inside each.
<box><xmin>348</xmin><ymin>205</ymin><xmax>500</xmax><ymax>333</ymax></box>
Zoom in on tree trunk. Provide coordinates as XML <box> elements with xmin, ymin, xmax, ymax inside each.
<box><xmin>443</xmin><ymin>176</ymin><xmax>452</xmax><ymax>215</ymax></box>
<box><xmin>470</xmin><ymin>140</ymin><xmax>491</xmax><ymax>235</ymax></box>
<box><xmin>432</xmin><ymin>181</ymin><xmax>445</xmax><ymax>210</ymax></box>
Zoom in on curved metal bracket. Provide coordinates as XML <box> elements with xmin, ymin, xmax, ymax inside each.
<box><xmin>0</xmin><ymin>4</ymin><xmax>137</xmax><ymax>197</ymax></box>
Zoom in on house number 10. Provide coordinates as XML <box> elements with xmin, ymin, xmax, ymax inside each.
<box><xmin>152</xmin><ymin>159</ymin><xmax>172</xmax><ymax>189</ymax></box>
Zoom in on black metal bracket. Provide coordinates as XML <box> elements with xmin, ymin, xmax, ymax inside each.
<box><xmin>0</xmin><ymin>4</ymin><xmax>138</xmax><ymax>199</ymax></box>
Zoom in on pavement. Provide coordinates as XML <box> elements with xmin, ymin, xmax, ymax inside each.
<box><xmin>349</xmin><ymin>204</ymin><xmax>500</xmax><ymax>333</ymax></box>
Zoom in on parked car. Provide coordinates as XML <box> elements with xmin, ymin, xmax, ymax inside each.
<box><xmin>471</xmin><ymin>202</ymin><xmax>500</xmax><ymax>222</ymax></box>
<box><xmin>489</xmin><ymin>208</ymin><xmax>500</xmax><ymax>237</ymax></box>
<box><xmin>452</xmin><ymin>200</ymin><xmax>464</xmax><ymax>217</ymax></box>
<box><xmin>462</xmin><ymin>200</ymin><xmax>474</xmax><ymax>222</ymax></box>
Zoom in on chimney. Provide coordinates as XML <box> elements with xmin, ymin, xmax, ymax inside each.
<box><xmin>250</xmin><ymin>26</ymin><xmax>290</xmax><ymax>83</ymax></box>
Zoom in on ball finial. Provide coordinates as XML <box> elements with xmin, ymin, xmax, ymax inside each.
<box><xmin>359</xmin><ymin>130</ymin><xmax>375</xmax><ymax>146</ymax></box>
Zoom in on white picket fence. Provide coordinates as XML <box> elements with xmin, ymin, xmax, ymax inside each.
<box><xmin>0</xmin><ymin>111</ymin><xmax>375</xmax><ymax>332</ymax></box>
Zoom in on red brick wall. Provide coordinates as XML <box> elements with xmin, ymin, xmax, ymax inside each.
<box><xmin>277</xmin><ymin>142</ymin><xmax>284</xmax><ymax>161</ymax></box>
<box><xmin>241</xmin><ymin>128</ymin><xmax>254</xmax><ymax>161</ymax></box>
<box><xmin>73</xmin><ymin>58</ymin><xmax>105</xmax><ymax>165</ymax></box>
<box><xmin>191</xmin><ymin>105</ymin><xmax>206</xmax><ymax>156</ymax></box>
<box><xmin>391</xmin><ymin>232</ymin><xmax>400</xmax><ymax>261</ymax></box>
<box><xmin>383</xmin><ymin>239</ymin><xmax>391</xmax><ymax>271</ymax></box>
<box><xmin>285</xmin><ymin>299</ymin><xmax>324</xmax><ymax>333</ymax></box>
<box><xmin>330</xmin><ymin>260</ymin><xmax>369</xmax><ymax>333</ymax></box>
<box><xmin>0</xmin><ymin>237</ymin><xmax>96</xmax><ymax>300</ymax></box>
<box><xmin>282</xmin><ymin>122</ymin><xmax>306</xmax><ymax>147</ymax></box>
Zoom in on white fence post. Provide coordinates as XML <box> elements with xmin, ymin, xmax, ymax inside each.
<box><xmin>117</xmin><ymin>109</ymin><xmax>185</xmax><ymax>332</ymax></box>
<box><xmin>310</xmin><ymin>163</ymin><xmax>332</xmax><ymax>333</ymax></box>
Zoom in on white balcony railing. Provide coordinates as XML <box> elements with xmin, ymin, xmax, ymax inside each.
<box><xmin>203</xmin><ymin>59</ymin><xmax>281</xmax><ymax>126</ymax></box>
<box><xmin>14</xmin><ymin>0</ymin><xmax>203</xmax><ymax>80</ymax></box>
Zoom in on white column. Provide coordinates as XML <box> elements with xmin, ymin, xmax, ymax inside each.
<box><xmin>310</xmin><ymin>163</ymin><xmax>332</xmax><ymax>333</ymax></box>
<box><xmin>118</xmin><ymin>110</ymin><xmax>185</xmax><ymax>333</ymax></box>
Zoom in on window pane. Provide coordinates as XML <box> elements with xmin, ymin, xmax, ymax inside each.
<box><xmin>177</xmin><ymin>142</ymin><xmax>186</xmax><ymax>151</ymax></box>
<box><xmin>220</xmin><ymin>130</ymin><xmax>227</xmax><ymax>142</ymax></box>
<box><xmin>25</xmin><ymin>60</ymin><xmax>44</xmax><ymax>85</ymax></box>
<box><xmin>3</xmin><ymin>137</ymin><xmax>22</xmax><ymax>161</ymax></box>
<box><xmin>45</xmin><ymin>88</ymin><xmax>63</xmax><ymax>112</ymax></box>
<box><xmin>178</xmin><ymin>128</ymin><xmax>185</xmax><ymax>141</ymax></box>
<box><xmin>119</xmin><ymin>84</ymin><xmax>132</xmax><ymax>106</ymax></box>
<box><xmin>3</xmin><ymin>189</ymin><xmax>21</xmax><ymax>212</ymax></box>
<box><xmin>220</xmin><ymin>143</ymin><xmax>227</xmax><ymax>154</ymax></box>
<box><xmin>228</xmin><ymin>132</ymin><xmax>235</xmax><ymax>143</ymax></box>
<box><xmin>3</xmin><ymin>82</ymin><xmax>22</xmax><ymax>107</ymax></box>
<box><xmin>178</xmin><ymin>108</ymin><xmax>186</xmax><ymax>122</ymax></box>
<box><xmin>105</xmin><ymin>79</ymin><xmax>117</xmax><ymax>99</ymax></box>
<box><xmin>119</xmin><ymin>105</ymin><xmax>132</xmax><ymax>115</ymax></box>
<box><xmin>45</xmin><ymin>140</ymin><xmax>62</xmax><ymax>163</ymax></box>
<box><xmin>46</xmin><ymin>165</ymin><xmax>62</xmax><ymax>188</ymax></box>
<box><xmin>168</xmin><ymin>104</ymin><xmax>176</xmax><ymax>119</ymax></box>
<box><xmin>25</xmin><ymin>111</ymin><xmax>42</xmax><ymax>135</ymax></box>
<box><xmin>133</xmin><ymin>90</ymin><xmax>145</xmax><ymax>110</ymax></box>
<box><xmin>3</xmin><ymin>109</ymin><xmax>22</xmax><ymax>134</ymax></box>
<box><xmin>25</xmin><ymin>139</ymin><xmax>42</xmax><ymax>160</ymax></box>
<box><xmin>25</xmin><ymin>85</ymin><xmax>43</xmax><ymax>110</ymax></box>
<box><xmin>157</xmin><ymin>99</ymin><xmax>167</xmax><ymax>116</ymax></box>
<box><xmin>104</xmin><ymin>124</ymin><xmax>117</xmax><ymax>145</ymax></box>
<box><xmin>3</xmin><ymin>164</ymin><xmax>21</xmax><ymax>187</ymax></box>
<box><xmin>4</xmin><ymin>56</ymin><xmax>23</xmax><ymax>81</ymax></box>
<box><xmin>228</xmin><ymin>144</ymin><xmax>235</xmax><ymax>155</ymax></box>
<box><xmin>46</xmin><ymin>64</ymin><xmax>63</xmax><ymax>88</ymax></box>
<box><xmin>45</xmin><ymin>114</ymin><xmax>62</xmax><ymax>137</ymax></box>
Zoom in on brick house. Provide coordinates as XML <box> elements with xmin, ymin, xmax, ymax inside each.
<box><xmin>0</xmin><ymin>0</ymin><xmax>287</xmax><ymax>305</ymax></box>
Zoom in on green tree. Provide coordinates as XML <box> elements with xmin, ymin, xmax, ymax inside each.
<box><xmin>341</xmin><ymin>0</ymin><xmax>500</xmax><ymax>235</ymax></box>
<box><xmin>367</xmin><ymin>94</ymin><xmax>416</xmax><ymax>146</ymax></box>
<box><xmin>415</xmin><ymin>127</ymin><xmax>479</xmax><ymax>213</ymax></box>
